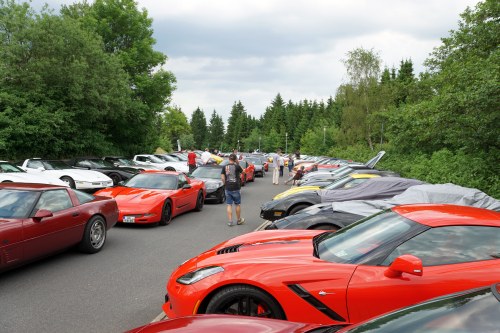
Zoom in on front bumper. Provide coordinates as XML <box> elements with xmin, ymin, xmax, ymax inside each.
<box><xmin>260</xmin><ymin>208</ymin><xmax>286</xmax><ymax>221</ymax></box>
<box><xmin>205</xmin><ymin>187</ymin><xmax>223</xmax><ymax>201</ymax></box>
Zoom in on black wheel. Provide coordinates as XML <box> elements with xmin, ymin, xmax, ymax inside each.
<box><xmin>194</xmin><ymin>192</ymin><xmax>204</xmax><ymax>211</ymax></box>
<box><xmin>310</xmin><ymin>224</ymin><xmax>340</xmax><ymax>231</ymax></box>
<box><xmin>288</xmin><ymin>204</ymin><xmax>309</xmax><ymax>216</ymax></box>
<box><xmin>205</xmin><ymin>285</ymin><xmax>286</xmax><ymax>319</ymax></box>
<box><xmin>165</xmin><ymin>167</ymin><xmax>176</xmax><ymax>171</ymax></box>
<box><xmin>159</xmin><ymin>200</ymin><xmax>172</xmax><ymax>226</ymax></box>
<box><xmin>60</xmin><ymin>176</ymin><xmax>76</xmax><ymax>189</ymax></box>
<box><xmin>78</xmin><ymin>215</ymin><xmax>107</xmax><ymax>253</ymax></box>
<box><xmin>249</xmin><ymin>173</ymin><xmax>255</xmax><ymax>182</ymax></box>
<box><xmin>108</xmin><ymin>173</ymin><xmax>121</xmax><ymax>185</ymax></box>
<box><xmin>217</xmin><ymin>189</ymin><xmax>226</xmax><ymax>204</ymax></box>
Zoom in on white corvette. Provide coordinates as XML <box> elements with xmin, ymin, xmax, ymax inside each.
<box><xmin>20</xmin><ymin>159</ymin><xmax>113</xmax><ymax>190</ymax></box>
<box><xmin>133</xmin><ymin>154</ymin><xmax>189</xmax><ymax>173</ymax></box>
<box><xmin>0</xmin><ymin>161</ymin><xmax>68</xmax><ymax>186</ymax></box>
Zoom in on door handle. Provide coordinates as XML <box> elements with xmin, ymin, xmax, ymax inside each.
<box><xmin>72</xmin><ymin>212</ymin><xmax>79</xmax><ymax>217</ymax></box>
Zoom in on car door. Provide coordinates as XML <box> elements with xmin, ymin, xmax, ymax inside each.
<box><xmin>345</xmin><ymin>225</ymin><xmax>500</xmax><ymax>323</ymax></box>
<box><xmin>22</xmin><ymin>189</ymin><xmax>85</xmax><ymax>261</ymax></box>
<box><xmin>174</xmin><ymin>174</ymin><xmax>196</xmax><ymax>212</ymax></box>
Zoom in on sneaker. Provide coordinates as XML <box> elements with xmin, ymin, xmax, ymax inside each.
<box><xmin>237</xmin><ymin>218</ymin><xmax>245</xmax><ymax>225</ymax></box>
<box><xmin>227</xmin><ymin>222</ymin><xmax>234</xmax><ymax>226</ymax></box>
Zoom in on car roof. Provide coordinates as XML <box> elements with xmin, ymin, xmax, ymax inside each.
<box><xmin>0</xmin><ymin>183</ymin><xmax>66</xmax><ymax>190</ymax></box>
<box><xmin>196</xmin><ymin>165</ymin><xmax>223</xmax><ymax>169</ymax></box>
<box><xmin>393</xmin><ymin>204</ymin><xmax>500</xmax><ymax>228</ymax></box>
<box><xmin>141</xmin><ymin>170</ymin><xmax>181</xmax><ymax>175</ymax></box>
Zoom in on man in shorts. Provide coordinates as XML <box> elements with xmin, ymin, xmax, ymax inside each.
<box><xmin>221</xmin><ymin>153</ymin><xmax>245</xmax><ymax>226</ymax></box>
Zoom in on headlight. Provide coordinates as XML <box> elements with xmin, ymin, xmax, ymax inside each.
<box><xmin>176</xmin><ymin>266</ymin><xmax>224</xmax><ymax>285</ymax></box>
<box><xmin>206</xmin><ymin>182</ymin><xmax>220</xmax><ymax>190</ymax></box>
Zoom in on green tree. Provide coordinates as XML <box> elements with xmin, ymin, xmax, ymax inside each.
<box><xmin>207</xmin><ymin>110</ymin><xmax>225</xmax><ymax>151</ymax></box>
<box><xmin>162</xmin><ymin>106</ymin><xmax>191</xmax><ymax>149</ymax></box>
<box><xmin>190</xmin><ymin>107</ymin><xmax>207</xmax><ymax>149</ymax></box>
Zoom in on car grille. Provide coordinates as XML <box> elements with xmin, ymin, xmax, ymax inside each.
<box><xmin>216</xmin><ymin>244</ymin><xmax>242</xmax><ymax>255</ymax></box>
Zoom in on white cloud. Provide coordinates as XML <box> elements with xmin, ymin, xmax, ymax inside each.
<box><xmin>41</xmin><ymin>0</ymin><xmax>483</xmax><ymax>121</ymax></box>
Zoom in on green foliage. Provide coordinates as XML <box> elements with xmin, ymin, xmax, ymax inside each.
<box><xmin>179</xmin><ymin>133</ymin><xmax>195</xmax><ymax>151</ymax></box>
<box><xmin>207</xmin><ymin>110</ymin><xmax>225</xmax><ymax>150</ymax></box>
<box><xmin>161</xmin><ymin>106</ymin><xmax>191</xmax><ymax>149</ymax></box>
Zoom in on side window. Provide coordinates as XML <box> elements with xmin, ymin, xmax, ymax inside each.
<box><xmin>76</xmin><ymin>160</ymin><xmax>91</xmax><ymax>168</ymax></box>
<box><xmin>382</xmin><ymin>226</ymin><xmax>500</xmax><ymax>266</ymax></box>
<box><xmin>74</xmin><ymin>189</ymin><xmax>95</xmax><ymax>204</ymax></box>
<box><xmin>178</xmin><ymin>174</ymin><xmax>187</xmax><ymax>188</ymax></box>
<box><xmin>35</xmin><ymin>190</ymin><xmax>73</xmax><ymax>212</ymax></box>
<box><xmin>137</xmin><ymin>156</ymin><xmax>145</xmax><ymax>162</ymax></box>
<box><xmin>27</xmin><ymin>160</ymin><xmax>43</xmax><ymax>169</ymax></box>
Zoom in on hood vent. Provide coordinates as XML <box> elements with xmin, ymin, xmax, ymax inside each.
<box><xmin>216</xmin><ymin>244</ymin><xmax>242</xmax><ymax>255</ymax></box>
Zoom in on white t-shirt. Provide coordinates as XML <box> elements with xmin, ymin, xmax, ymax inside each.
<box><xmin>201</xmin><ymin>151</ymin><xmax>211</xmax><ymax>164</ymax></box>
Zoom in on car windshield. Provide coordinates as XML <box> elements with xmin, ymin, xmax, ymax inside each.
<box><xmin>147</xmin><ymin>155</ymin><xmax>165</xmax><ymax>163</ymax></box>
<box><xmin>245</xmin><ymin>158</ymin><xmax>261</xmax><ymax>165</ymax></box>
<box><xmin>114</xmin><ymin>158</ymin><xmax>137</xmax><ymax>166</ymax></box>
<box><xmin>0</xmin><ymin>162</ymin><xmax>25</xmax><ymax>173</ymax></box>
<box><xmin>42</xmin><ymin>160</ymin><xmax>71</xmax><ymax>170</ymax></box>
<box><xmin>0</xmin><ymin>189</ymin><xmax>39</xmax><ymax>218</ymax></box>
<box><xmin>345</xmin><ymin>285</ymin><xmax>500</xmax><ymax>333</ymax></box>
<box><xmin>156</xmin><ymin>155</ymin><xmax>177</xmax><ymax>162</ymax></box>
<box><xmin>88</xmin><ymin>159</ymin><xmax>114</xmax><ymax>168</ymax></box>
<box><xmin>191</xmin><ymin>167</ymin><xmax>221</xmax><ymax>179</ymax></box>
<box><xmin>124</xmin><ymin>174</ymin><xmax>178</xmax><ymax>190</ymax></box>
<box><xmin>316</xmin><ymin>210</ymin><xmax>423</xmax><ymax>264</ymax></box>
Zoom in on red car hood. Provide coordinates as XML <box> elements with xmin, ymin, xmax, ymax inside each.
<box><xmin>127</xmin><ymin>314</ymin><xmax>322</xmax><ymax>333</ymax></box>
<box><xmin>181</xmin><ymin>230</ymin><xmax>325</xmax><ymax>271</ymax></box>
<box><xmin>96</xmin><ymin>186</ymin><xmax>174</xmax><ymax>204</ymax></box>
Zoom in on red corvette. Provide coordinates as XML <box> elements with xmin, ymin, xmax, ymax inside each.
<box><xmin>162</xmin><ymin>204</ymin><xmax>500</xmax><ymax>325</ymax></box>
<box><xmin>0</xmin><ymin>183</ymin><xmax>118</xmax><ymax>272</ymax></box>
<box><xmin>95</xmin><ymin>171</ymin><xmax>205</xmax><ymax>226</ymax></box>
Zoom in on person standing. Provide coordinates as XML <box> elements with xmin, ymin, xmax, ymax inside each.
<box><xmin>201</xmin><ymin>148</ymin><xmax>211</xmax><ymax>165</ymax></box>
<box><xmin>287</xmin><ymin>153</ymin><xmax>294</xmax><ymax>176</ymax></box>
<box><xmin>187</xmin><ymin>148</ymin><xmax>197</xmax><ymax>173</ymax></box>
<box><xmin>221</xmin><ymin>154</ymin><xmax>245</xmax><ymax>226</ymax></box>
<box><xmin>279</xmin><ymin>153</ymin><xmax>285</xmax><ymax>177</ymax></box>
<box><xmin>271</xmin><ymin>149</ymin><xmax>281</xmax><ymax>185</ymax></box>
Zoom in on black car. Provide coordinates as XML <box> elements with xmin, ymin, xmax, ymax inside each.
<box><xmin>260</xmin><ymin>177</ymin><xmax>424</xmax><ymax>221</ymax></box>
<box><xmin>189</xmin><ymin>165</ymin><xmax>225</xmax><ymax>204</ymax></box>
<box><xmin>102</xmin><ymin>156</ymin><xmax>160</xmax><ymax>171</ymax></box>
<box><xmin>69</xmin><ymin>158</ymin><xmax>139</xmax><ymax>185</ymax></box>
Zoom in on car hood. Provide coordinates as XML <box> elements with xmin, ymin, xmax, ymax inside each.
<box><xmin>95</xmin><ymin>186</ymin><xmax>174</xmax><ymax>204</ymax></box>
<box><xmin>46</xmin><ymin>168</ymin><xmax>112</xmax><ymax>181</ymax></box>
<box><xmin>273</xmin><ymin>186</ymin><xmax>320</xmax><ymax>200</ymax></box>
<box><xmin>0</xmin><ymin>173</ymin><xmax>68</xmax><ymax>186</ymax></box>
<box><xmin>181</xmin><ymin>230</ymin><xmax>324</xmax><ymax>270</ymax></box>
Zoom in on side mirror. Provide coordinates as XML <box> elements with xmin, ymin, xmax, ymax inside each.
<box><xmin>384</xmin><ymin>254</ymin><xmax>423</xmax><ymax>278</ymax></box>
<box><xmin>182</xmin><ymin>184</ymin><xmax>191</xmax><ymax>189</ymax></box>
<box><xmin>33</xmin><ymin>209</ymin><xmax>53</xmax><ymax>222</ymax></box>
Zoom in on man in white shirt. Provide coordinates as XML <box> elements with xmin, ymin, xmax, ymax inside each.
<box><xmin>201</xmin><ymin>148</ymin><xmax>211</xmax><ymax>165</ymax></box>
<box><xmin>270</xmin><ymin>149</ymin><xmax>281</xmax><ymax>185</ymax></box>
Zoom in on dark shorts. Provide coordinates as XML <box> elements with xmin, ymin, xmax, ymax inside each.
<box><xmin>226</xmin><ymin>190</ymin><xmax>241</xmax><ymax>205</ymax></box>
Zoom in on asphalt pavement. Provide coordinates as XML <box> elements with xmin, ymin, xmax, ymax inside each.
<box><xmin>0</xmin><ymin>171</ymin><xmax>289</xmax><ymax>332</ymax></box>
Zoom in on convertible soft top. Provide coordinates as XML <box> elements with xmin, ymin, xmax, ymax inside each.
<box><xmin>329</xmin><ymin>183</ymin><xmax>500</xmax><ymax>215</ymax></box>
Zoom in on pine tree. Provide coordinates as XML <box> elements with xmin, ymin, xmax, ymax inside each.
<box><xmin>190</xmin><ymin>108</ymin><xmax>207</xmax><ymax>149</ymax></box>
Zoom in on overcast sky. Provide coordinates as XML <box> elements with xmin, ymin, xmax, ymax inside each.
<box><xmin>43</xmin><ymin>0</ymin><xmax>481</xmax><ymax>121</ymax></box>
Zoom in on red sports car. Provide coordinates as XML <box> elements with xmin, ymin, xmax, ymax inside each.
<box><xmin>220</xmin><ymin>160</ymin><xmax>255</xmax><ymax>186</ymax></box>
<box><xmin>0</xmin><ymin>183</ymin><xmax>118</xmax><ymax>272</ymax></box>
<box><xmin>162</xmin><ymin>204</ymin><xmax>500</xmax><ymax>325</ymax></box>
<box><xmin>95</xmin><ymin>171</ymin><xmax>205</xmax><ymax>226</ymax></box>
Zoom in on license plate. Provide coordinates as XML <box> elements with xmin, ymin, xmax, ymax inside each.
<box><xmin>123</xmin><ymin>216</ymin><xmax>135</xmax><ymax>223</ymax></box>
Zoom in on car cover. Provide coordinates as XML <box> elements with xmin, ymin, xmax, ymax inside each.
<box><xmin>318</xmin><ymin>177</ymin><xmax>424</xmax><ymax>203</ymax></box>
<box><xmin>329</xmin><ymin>183</ymin><xmax>500</xmax><ymax>216</ymax></box>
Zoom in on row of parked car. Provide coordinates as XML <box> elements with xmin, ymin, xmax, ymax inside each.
<box><xmin>144</xmin><ymin>151</ymin><xmax>500</xmax><ymax>332</ymax></box>
<box><xmin>0</xmin><ymin>151</ymin><xmax>272</xmax><ymax>273</ymax></box>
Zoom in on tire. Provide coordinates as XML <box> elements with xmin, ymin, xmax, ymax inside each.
<box><xmin>194</xmin><ymin>192</ymin><xmax>204</xmax><ymax>211</ymax></box>
<box><xmin>78</xmin><ymin>215</ymin><xmax>107</xmax><ymax>254</ymax></box>
<box><xmin>165</xmin><ymin>167</ymin><xmax>176</xmax><ymax>171</ymax></box>
<box><xmin>159</xmin><ymin>200</ymin><xmax>172</xmax><ymax>226</ymax></box>
<box><xmin>205</xmin><ymin>285</ymin><xmax>286</xmax><ymax>319</ymax></box>
<box><xmin>108</xmin><ymin>173</ymin><xmax>121</xmax><ymax>185</ymax></box>
<box><xmin>60</xmin><ymin>176</ymin><xmax>76</xmax><ymax>189</ymax></box>
<box><xmin>249</xmin><ymin>173</ymin><xmax>255</xmax><ymax>182</ymax></box>
<box><xmin>288</xmin><ymin>204</ymin><xmax>309</xmax><ymax>216</ymax></box>
<box><xmin>217</xmin><ymin>189</ymin><xmax>226</xmax><ymax>204</ymax></box>
<box><xmin>310</xmin><ymin>224</ymin><xmax>340</xmax><ymax>231</ymax></box>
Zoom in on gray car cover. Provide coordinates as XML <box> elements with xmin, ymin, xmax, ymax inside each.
<box><xmin>318</xmin><ymin>177</ymin><xmax>425</xmax><ymax>203</ymax></box>
<box><xmin>329</xmin><ymin>183</ymin><xmax>500</xmax><ymax>216</ymax></box>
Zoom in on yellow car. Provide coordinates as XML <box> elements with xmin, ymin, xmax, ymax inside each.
<box><xmin>210</xmin><ymin>154</ymin><xmax>224</xmax><ymax>164</ymax></box>
<box><xmin>273</xmin><ymin>174</ymin><xmax>380</xmax><ymax>200</ymax></box>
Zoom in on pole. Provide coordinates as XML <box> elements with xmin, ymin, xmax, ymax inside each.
<box><xmin>237</xmin><ymin>139</ymin><xmax>240</xmax><ymax>152</ymax></box>
<box><xmin>285</xmin><ymin>133</ymin><xmax>288</xmax><ymax>154</ymax></box>
<box><xmin>323</xmin><ymin>126</ymin><xmax>326</xmax><ymax>144</ymax></box>
<box><xmin>259</xmin><ymin>136</ymin><xmax>261</xmax><ymax>152</ymax></box>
